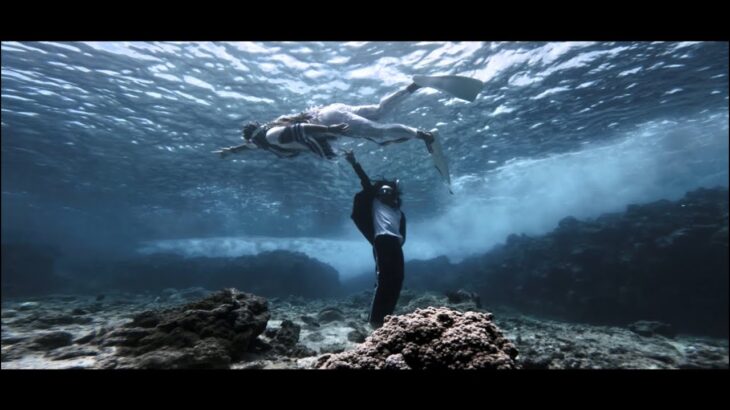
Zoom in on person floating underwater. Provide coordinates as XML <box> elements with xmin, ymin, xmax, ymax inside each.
<box><xmin>213</xmin><ymin>75</ymin><xmax>484</xmax><ymax>188</ymax></box>
<box><xmin>345</xmin><ymin>149</ymin><xmax>407</xmax><ymax>328</ymax></box>
<box><xmin>214</xmin><ymin>121</ymin><xmax>351</xmax><ymax>160</ymax></box>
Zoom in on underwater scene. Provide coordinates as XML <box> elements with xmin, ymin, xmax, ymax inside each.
<box><xmin>1</xmin><ymin>41</ymin><xmax>728</xmax><ymax>369</ymax></box>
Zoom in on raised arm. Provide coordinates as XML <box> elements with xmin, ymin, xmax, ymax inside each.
<box><xmin>344</xmin><ymin>150</ymin><xmax>371</xmax><ymax>190</ymax></box>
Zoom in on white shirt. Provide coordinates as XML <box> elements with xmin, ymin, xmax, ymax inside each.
<box><xmin>372</xmin><ymin>198</ymin><xmax>403</xmax><ymax>243</ymax></box>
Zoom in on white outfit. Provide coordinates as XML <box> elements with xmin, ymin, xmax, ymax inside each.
<box><xmin>372</xmin><ymin>198</ymin><xmax>403</xmax><ymax>243</ymax></box>
<box><xmin>307</xmin><ymin>88</ymin><xmax>419</xmax><ymax>142</ymax></box>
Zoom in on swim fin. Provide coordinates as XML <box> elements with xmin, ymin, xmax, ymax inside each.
<box><xmin>425</xmin><ymin>129</ymin><xmax>453</xmax><ymax>194</ymax></box>
<box><xmin>413</xmin><ymin>75</ymin><xmax>484</xmax><ymax>102</ymax></box>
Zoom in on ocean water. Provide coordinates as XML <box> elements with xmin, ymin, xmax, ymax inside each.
<box><xmin>2</xmin><ymin>41</ymin><xmax>728</xmax><ymax>370</ymax></box>
<box><xmin>2</xmin><ymin>41</ymin><xmax>727</xmax><ymax>277</ymax></box>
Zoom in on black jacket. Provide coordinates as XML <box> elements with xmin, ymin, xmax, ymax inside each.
<box><xmin>350</xmin><ymin>161</ymin><xmax>406</xmax><ymax>246</ymax></box>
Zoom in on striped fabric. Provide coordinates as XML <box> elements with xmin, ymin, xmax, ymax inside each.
<box><xmin>291</xmin><ymin>124</ymin><xmax>336</xmax><ymax>159</ymax></box>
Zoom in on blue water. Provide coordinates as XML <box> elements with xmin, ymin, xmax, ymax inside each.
<box><xmin>2</xmin><ymin>41</ymin><xmax>728</xmax><ymax>277</ymax></box>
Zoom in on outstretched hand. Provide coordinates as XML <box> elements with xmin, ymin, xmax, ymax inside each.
<box><xmin>328</xmin><ymin>123</ymin><xmax>350</xmax><ymax>134</ymax></box>
<box><xmin>212</xmin><ymin>147</ymin><xmax>231</xmax><ymax>159</ymax></box>
<box><xmin>344</xmin><ymin>149</ymin><xmax>356</xmax><ymax>164</ymax></box>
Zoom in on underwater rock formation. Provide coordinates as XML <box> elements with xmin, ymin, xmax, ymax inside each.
<box><xmin>475</xmin><ymin>187</ymin><xmax>729</xmax><ymax>337</ymax></box>
<box><xmin>316</xmin><ymin>307</ymin><xmax>518</xmax><ymax>369</ymax></box>
<box><xmin>628</xmin><ymin>320</ymin><xmax>676</xmax><ymax>338</ymax></box>
<box><xmin>2</xmin><ymin>288</ymin><xmax>726</xmax><ymax>369</ymax></box>
<box><xmin>445</xmin><ymin>289</ymin><xmax>482</xmax><ymax>308</ymax></box>
<box><xmin>95</xmin><ymin>288</ymin><xmax>270</xmax><ymax>369</ymax></box>
<box><xmin>318</xmin><ymin>307</ymin><xmax>346</xmax><ymax>323</ymax></box>
<box><xmin>256</xmin><ymin>320</ymin><xmax>316</xmax><ymax>358</ymax></box>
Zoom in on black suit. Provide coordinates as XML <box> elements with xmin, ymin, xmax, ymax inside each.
<box><xmin>349</xmin><ymin>160</ymin><xmax>406</xmax><ymax>327</ymax></box>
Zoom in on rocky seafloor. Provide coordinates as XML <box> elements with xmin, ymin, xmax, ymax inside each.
<box><xmin>2</xmin><ymin>287</ymin><xmax>727</xmax><ymax>369</ymax></box>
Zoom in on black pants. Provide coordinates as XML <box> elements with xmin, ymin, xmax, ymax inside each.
<box><xmin>369</xmin><ymin>235</ymin><xmax>404</xmax><ymax>326</ymax></box>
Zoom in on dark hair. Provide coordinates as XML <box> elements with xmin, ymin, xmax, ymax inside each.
<box><xmin>373</xmin><ymin>178</ymin><xmax>402</xmax><ymax>208</ymax></box>
<box><xmin>373</xmin><ymin>177</ymin><xmax>401</xmax><ymax>191</ymax></box>
<box><xmin>242</xmin><ymin>121</ymin><xmax>261</xmax><ymax>141</ymax></box>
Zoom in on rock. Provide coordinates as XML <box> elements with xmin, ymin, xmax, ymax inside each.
<box><xmin>266</xmin><ymin>320</ymin><xmax>315</xmax><ymax>358</ymax></box>
<box><xmin>99</xmin><ymin>327</ymin><xmax>154</xmax><ymax>347</ymax></box>
<box><xmin>273</xmin><ymin>320</ymin><xmax>300</xmax><ymax>348</ymax></box>
<box><xmin>248</xmin><ymin>337</ymin><xmax>273</xmax><ymax>353</ymax></box>
<box><xmin>469</xmin><ymin>187</ymin><xmax>729</xmax><ymax>338</ymax></box>
<box><xmin>318</xmin><ymin>307</ymin><xmax>345</xmax><ymax>323</ymax></box>
<box><xmin>46</xmin><ymin>345</ymin><xmax>99</xmax><ymax>361</ymax></box>
<box><xmin>347</xmin><ymin>330</ymin><xmax>366</xmax><ymax>343</ymax></box>
<box><xmin>129</xmin><ymin>338</ymin><xmax>231</xmax><ymax>369</ymax></box>
<box><xmin>130</xmin><ymin>311</ymin><xmax>161</xmax><ymax>328</ymax></box>
<box><xmin>317</xmin><ymin>307</ymin><xmax>518</xmax><ymax>369</ymax></box>
<box><xmin>2</xmin><ymin>333</ymin><xmax>27</xmax><ymax>345</ymax></box>
<box><xmin>445</xmin><ymin>289</ymin><xmax>482</xmax><ymax>309</ymax></box>
<box><xmin>300</xmin><ymin>315</ymin><xmax>320</xmax><ymax>327</ymax></box>
<box><xmin>31</xmin><ymin>331</ymin><xmax>74</xmax><ymax>350</ymax></box>
<box><xmin>647</xmin><ymin>353</ymin><xmax>676</xmax><ymax>364</ymax></box>
<box><xmin>628</xmin><ymin>321</ymin><xmax>676</xmax><ymax>338</ymax></box>
<box><xmin>97</xmin><ymin>288</ymin><xmax>269</xmax><ymax>369</ymax></box>
<box><xmin>1</xmin><ymin>344</ymin><xmax>29</xmax><ymax>362</ymax></box>
<box><xmin>384</xmin><ymin>353</ymin><xmax>410</xmax><ymax>369</ymax></box>
<box><xmin>71</xmin><ymin>308</ymin><xmax>88</xmax><ymax>316</ymax></box>
<box><xmin>74</xmin><ymin>331</ymin><xmax>97</xmax><ymax>345</ymax></box>
<box><xmin>609</xmin><ymin>346</ymin><xmax>629</xmax><ymax>354</ymax></box>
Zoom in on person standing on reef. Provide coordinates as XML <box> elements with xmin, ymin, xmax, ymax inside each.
<box><xmin>345</xmin><ymin>149</ymin><xmax>406</xmax><ymax>328</ymax></box>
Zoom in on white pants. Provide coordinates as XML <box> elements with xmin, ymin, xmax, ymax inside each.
<box><xmin>309</xmin><ymin>88</ymin><xmax>419</xmax><ymax>142</ymax></box>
